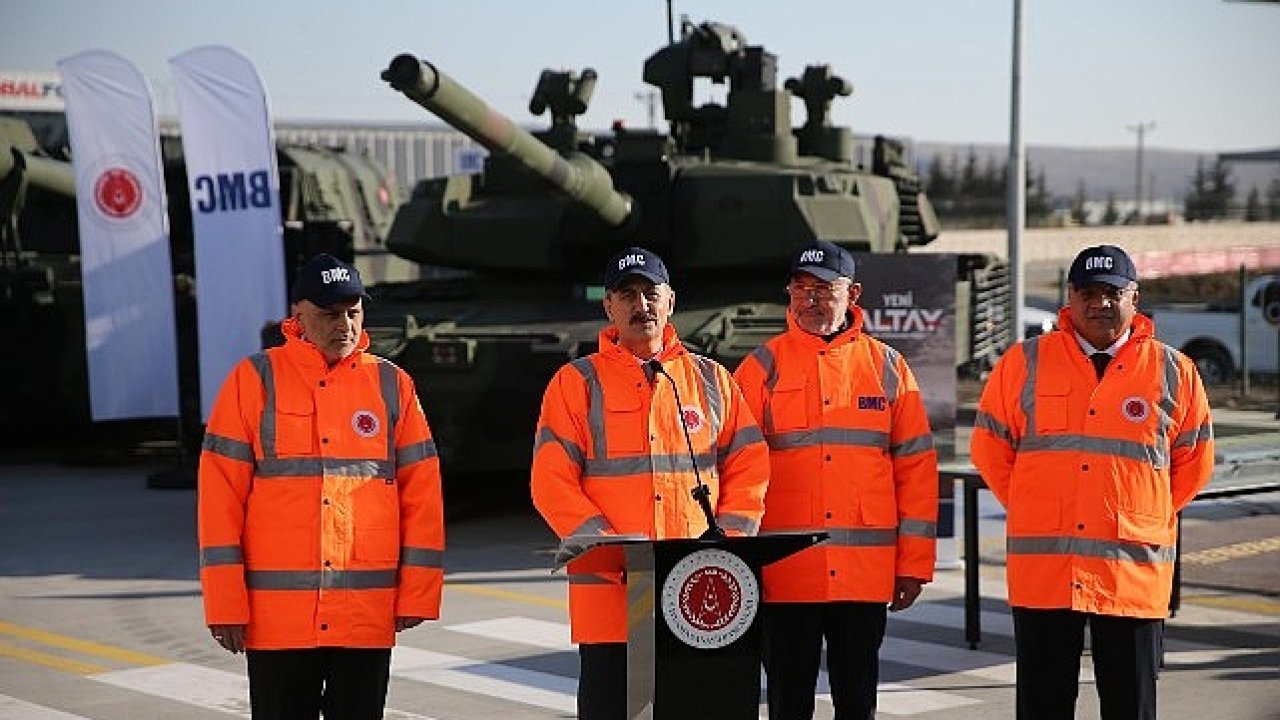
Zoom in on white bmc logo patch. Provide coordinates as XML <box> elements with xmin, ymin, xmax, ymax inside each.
<box><xmin>322</xmin><ymin>267</ymin><xmax>351</xmax><ymax>284</ymax></box>
<box><xmin>661</xmin><ymin>549</ymin><xmax>758</xmax><ymax>649</ymax></box>
<box><xmin>798</xmin><ymin>249</ymin><xmax>825</xmax><ymax>264</ymax></box>
<box><xmin>617</xmin><ymin>253</ymin><xmax>647</xmax><ymax>270</ymax></box>
<box><xmin>1084</xmin><ymin>256</ymin><xmax>1114</xmax><ymax>271</ymax></box>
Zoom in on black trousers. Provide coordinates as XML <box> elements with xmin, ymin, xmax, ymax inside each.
<box><xmin>578</xmin><ymin>642</ymin><xmax>628</xmax><ymax>720</ymax></box>
<box><xmin>245</xmin><ymin>647</ymin><xmax>392</xmax><ymax>720</ymax></box>
<box><xmin>763</xmin><ymin>601</ymin><xmax>888</xmax><ymax>720</ymax></box>
<box><xmin>1012</xmin><ymin>607</ymin><xmax>1161</xmax><ymax>720</ymax></box>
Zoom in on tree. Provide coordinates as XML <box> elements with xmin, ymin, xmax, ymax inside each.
<box><xmin>1102</xmin><ymin>193</ymin><xmax>1120</xmax><ymax>225</ymax></box>
<box><xmin>1184</xmin><ymin>156</ymin><xmax>1236</xmax><ymax>221</ymax></box>
<box><xmin>1268</xmin><ymin>175</ymin><xmax>1280</xmax><ymax>221</ymax></box>
<box><xmin>1244</xmin><ymin>187</ymin><xmax>1264</xmax><ymax>222</ymax></box>
<box><xmin>1070</xmin><ymin>180</ymin><xmax>1089</xmax><ymax>225</ymax></box>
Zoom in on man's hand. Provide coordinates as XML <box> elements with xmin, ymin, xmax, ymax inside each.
<box><xmin>209</xmin><ymin>624</ymin><xmax>247</xmax><ymax>654</ymax></box>
<box><xmin>889</xmin><ymin>576</ymin><xmax>924</xmax><ymax>612</ymax></box>
<box><xmin>396</xmin><ymin>616</ymin><xmax>427</xmax><ymax>632</ymax></box>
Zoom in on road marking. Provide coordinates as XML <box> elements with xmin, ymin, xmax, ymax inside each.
<box><xmin>93</xmin><ymin>662</ymin><xmax>440</xmax><ymax>720</ymax></box>
<box><xmin>445</xmin><ymin>617</ymin><xmax>570</xmax><ymax>650</ymax></box>
<box><xmin>1183</xmin><ymin>593</ymin><xmax>1280</xmax><ymax>616</ymax></box>
<box><xmin>447</xmin><ymin>583</ymin><xmax>566</xmax><ymax>610</ymax></box>
<box><xmin>392</xmin><ymin>645</ymin><xmax>577</xmax><ymax>714</ymax></box>
<box><xmin>1181</xmin><ymin>536</ymin><xmax>1280</xmax><ymax>565</ymax></box>
<box><xmin>0</xmin><ymin>620</ymin><xmax>168</xmax><ymax>667</ymax></box>
<box><xmin>0</xmin><ymin>640</ymin><xmax>107</xmax><ymax>675</ymax></box>
<box><xmin>0</xmin><ymin>694</ymin><xmax>92</xmax><ymax>720</ymax></box>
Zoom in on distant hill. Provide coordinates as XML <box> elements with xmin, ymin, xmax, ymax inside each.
<box><xmin>911</xmin><ymin>141</ymin><xmax>1278</xmax><ymax>205</ymax></box>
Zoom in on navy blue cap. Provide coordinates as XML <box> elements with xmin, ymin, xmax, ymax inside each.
<box><xmin>604</xmin><ymin>246</ymin><xmax>670</xmax><ymax>290</ymax></box>
<box><xmin>291</xmin><ymin>253</ymin><xmax>366</xmax><ymax>307</ymax></box>
<box><xmin>790</xmin><ymin>240</ymin><xmax>856</xmax><ymax>282</ymax></box>
<box><xmin>1068</xmin><ymin>244</ymin><xmax>1138</xmax><ymax>289</ymax></box>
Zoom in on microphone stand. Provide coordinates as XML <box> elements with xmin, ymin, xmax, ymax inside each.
<box><xmin>648</xmin><ymin>360</ymin><xmax>725</xmax><ymax>540</ymax></box>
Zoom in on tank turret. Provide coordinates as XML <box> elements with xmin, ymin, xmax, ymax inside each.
<box><xmin>380</xmin><ymin>20</ymin><xmax>939</xmax><ymax>284</ymax></box>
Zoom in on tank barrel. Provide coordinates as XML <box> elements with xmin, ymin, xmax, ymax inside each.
<box><xmin>1</xmin><ymin>141</ymin><xmax>77</xmax><ymax>197</ymax></box>
<box><xmin>381</xmin><ymin>54</ymin><xmax>632</xmax><ymax>228</ymax></box>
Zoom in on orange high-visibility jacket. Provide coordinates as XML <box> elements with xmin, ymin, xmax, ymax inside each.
<box><xmin>198</xmin><ymin>318</ymin><xmax>444</xmax><ymax>649</ymax></box>
<box><xmin>531</xmin><ymin>323</ymin><xmax>770</xmax><ymax>644</ymax></box>
<box><xmin>734</xmin><ymin>308</ymin><xmax>938</xmax><ymax>603</ymax></box>
<box><xmin>970</xmin><ymin>310</ymin><xmax>1214</xmax><ymax>618</ymax></box>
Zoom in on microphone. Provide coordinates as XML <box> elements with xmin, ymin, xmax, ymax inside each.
<box><xmin>647</xmin><ymin>359</ymin><xmax>725</xmax><ymax>540</ymax></box>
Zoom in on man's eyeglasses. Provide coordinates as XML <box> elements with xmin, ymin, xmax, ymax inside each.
<box><xmin>785</xmin><ymin>282</ymin><xmax>846</xmax><ymax>302</ymax></box>
<box><xmin>1073</xmin><ymin>286</ymin><xmax>1137</xmax><ymax>303</ymax></box>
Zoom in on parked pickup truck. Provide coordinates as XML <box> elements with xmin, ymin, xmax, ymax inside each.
<box><xmin>1150</xmin><ymin>275</ymin><xmax>1280</xmax><ymax>384</ymax></box>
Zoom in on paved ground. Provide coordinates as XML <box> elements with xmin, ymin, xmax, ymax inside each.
<box><xmin>1</xmin><ymin>399</ymin><xmax>1277</xmax><ymax>720</ymax></box>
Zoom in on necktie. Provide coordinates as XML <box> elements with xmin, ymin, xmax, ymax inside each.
<box><xmin>1090</xmin><ymin>352</ymin><xmax>1111</xmax><ymax>380</ymax></box>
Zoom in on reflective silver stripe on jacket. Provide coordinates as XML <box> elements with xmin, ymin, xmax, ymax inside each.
<box><xmin>766</xmin><ymin>427</ymin><xmax>890</xmax><ymax>452</ymax></box>
<box><xmin>718</xmin><ymin>426</ymin><xmax>764</xmax><ymax>464</ymax></box>
<box><xmin>881</xmin><ymin>345</ymin><xmax>902</xmax><ymax>404</ymax></box>
<box><xmin>1007</xmin><ymin>535</ymin><xmax>1176</xmax><ymax>564</ymax></box>
<box><xmin>717</xmin><ymin>513</ymin><xmax>759</xmax><ymax>536</ymax></box>
<box><xmin>891</xmin><ymin>432</ymin><xmax>935</xmax><ymax>459</ymax></box>
<box><xmin>255</xmin><ymin>457</ymin><xmax>393</xmax><ymax>479</ymax></box>
<box><xmin>567</xmin><ymin>573</ymin><xmax>620</xmax><ymax>585</ymax></box>
<box><xmin>690</xmin><ymin>353</ymin><xmax>724</xmax><ymax>438</ymax></box>
<box><xmin>748</xmin><ymin>345</ymin><xmax>779</xmax><ymax>434</ymax></box>
<box><xmin>584</xmin><ymin>452</ymin><xmax>718</xmax><ymax>478</ymax></box>
<box><xmin>377</xmin><ymin>358</ymin><xmax>401</xmax><ymax>478</ymax></box>
<box><xmin>245</xmin><ymin>569</ymin><xmax>399</xmax><ymax>590</ymax></box>
<box><xmin>202</xmin><ymin>433</ymin><xmax>254</xmax><ymax>462</ymax></box>
<box><xmin>826</xmin><ymin>527</ymin><xmax>899</xmax><ymax>547</ymax></box>
<box><xmin>397</xmin><ymin>439</ymin><xmax>438</xmax><ymax>467</ymax></box>
<box><xmin>200</xmin><ymin>545</ymin><xmax>243</xmax><ymax>567</ymax></box>
<box><xmin>569</xmin><ymin>358</ymin><xmax>607</xmax><ymax>459</ymax></box>
<box><xmin>249</xmin><ymin>353</ymin><xmax>277</xmax><ymax>458</ymax></box>
<box><xmin>400</xmin><ymin>547</ymin><xmax>443</xmax><ymax>568</ymax></box>
<box><xmin>899</xmin><ymin>518</ymin><xmax>937</xmax><ymax>539</ymax></box>
<box><xmin>973</xmin><ymin>411</ymin><xmax>1012</xmax><ymax>443</ymax></box>
<box><xmin>534</xmin><ymin>426</ymin><xmax>586</xmax><ymax>469</ymax></box>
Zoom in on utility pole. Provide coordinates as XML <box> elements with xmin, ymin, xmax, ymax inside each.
<box><xmin>1127</xmin><ymin>121</ymin><xmax>1156</xmax><ymax>223</ymax></box>
<box><xmin>1007</xmin><ymin>0</ymin><xmax>1025</xmax><ymax>343</ymax></box>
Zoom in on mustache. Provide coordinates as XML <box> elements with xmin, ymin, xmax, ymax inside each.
<box><xmin>630</xmin><ymin>312</ymin><xmax>658</xmax><ymax>324</ymax></box>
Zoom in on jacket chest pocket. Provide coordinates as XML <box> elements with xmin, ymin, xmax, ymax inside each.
<box><xmin>767</xmin><ymin>378</ymin><xmax>809</xmax><ymax>432</ymax></box>
<box><xmin>1032</xmin><ymin>375</ymin><xmax>1071</xmax><ymax>434</ymax></box>
<box><xmin>274</xmin><ymin>396</ymin><xmax>317</xmax><ymax>456</ymax></box>
<box><xmin>604</xmin><ymin>391</ymin><xmax>647</xmax><ymax>455</ymax></box>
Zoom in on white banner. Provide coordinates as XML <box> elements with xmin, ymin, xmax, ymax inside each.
<box><xmin>170</xmin><ymin>46</ymin><xmax>285</xmax><ymax>421</ymax></box>
<box><xmin>58</xmin><ymin>50</ymin><xmax>178</xmax><ymax>420</ymax></box>
<box><xmin>0</xmin><ymin>70</ymin><xmax>64</xmax><ymax>111</ymax></box>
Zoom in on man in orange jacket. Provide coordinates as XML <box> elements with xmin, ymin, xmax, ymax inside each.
<box><xmin>531</xmin><ymin>246</ymin><xmax>771</xmax><ymax>720</ymax></box>
<box><xmin>198</xmin><ymin>254</ymin><xmax>445</xmax><ymax>720</ymax></box>
<box><xmin>734</xmin><ymin>241</ymin><xmax>939</xmax><ymax>720</ymax></box>
<box><xmin>971</xmin><ymin>244</ymin><xmax>1214</xmax><ymax>720</ymax></box>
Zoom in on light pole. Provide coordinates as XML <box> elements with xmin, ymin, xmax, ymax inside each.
<box><xmin>1127</xmin><ymin>121</ymin><xmax>1156</xmax><ymax>223</ymax></box>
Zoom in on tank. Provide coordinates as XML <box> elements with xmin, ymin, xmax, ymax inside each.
<box><xmin>367</xmin><ymin>20</ymin><xmax>1009</xmax><ymax>479</ymax></box>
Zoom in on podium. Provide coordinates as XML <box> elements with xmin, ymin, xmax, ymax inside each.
<box><xmin>570</xmin><ymin>532</ymin><xmax>824</xmax><ymax>720</ymax></box>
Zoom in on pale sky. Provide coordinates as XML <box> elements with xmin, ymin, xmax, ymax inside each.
<box><xmin>2</xmin><ymin>0</ymin><xmax>1277</xmax><ymax>153</ymax></box>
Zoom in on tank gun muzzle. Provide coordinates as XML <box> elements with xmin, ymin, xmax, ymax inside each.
<box><xmin>382</xmin><ymin>53</ymin><xmax>633</xmax><ymax>229</ymax></box>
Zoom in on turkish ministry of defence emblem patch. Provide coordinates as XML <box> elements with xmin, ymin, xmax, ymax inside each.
<box><xmin>679</xmin><ymin>405</ymin><xmax>705</xmax><ymax>433</ymax></box>
<box><xmin>351</xmin><ymin>410</ymin><xmax>381</xmax><ymax>438</ymax></box>
<box><xmin>661</xmin><ymin>548</ymin><xmax>758</xmax><ymax>649</ymax></box>
<box><xmin>1121</xmin><ymin>396</ymin><xmax>1151</xmax><ymax>423</ymax></box>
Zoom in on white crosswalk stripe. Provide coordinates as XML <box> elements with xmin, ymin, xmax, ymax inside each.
<box><xmin>90</xmin><ymin>662</ymin><xmax>440</xmax><ymax>720</ymax></box>
<box><xmin>0</xmin><ymin>694</ymin><xmax>93</xmax><ymax>720</ymax></box>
